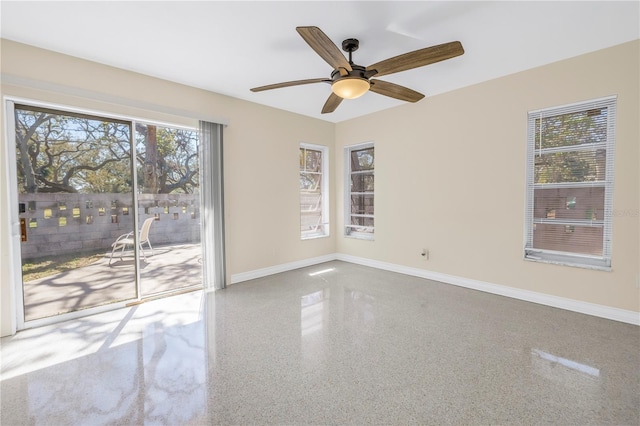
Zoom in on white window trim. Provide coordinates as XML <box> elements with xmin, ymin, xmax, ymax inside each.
<box><xmin>300</xmin><ymin>143</ymin><xmax>330</xmax><ymax>240</ymax></box>
<box><xmin>344</xmin><ymin>142</ymin><xmax>374</xmax><ymax>240</ymax></box>
<box><xmin>523</xmin><ymin>96</ymin><xmax>616</xmax><ymax>271</ymax></box>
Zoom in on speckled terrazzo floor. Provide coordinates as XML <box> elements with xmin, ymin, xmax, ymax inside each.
<box><xmin>1</xmin><ymin>260</ymin><xmax>639</xmax><ymax>425</ymax></box>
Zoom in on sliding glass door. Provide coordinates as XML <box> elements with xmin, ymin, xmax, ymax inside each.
<box><xmin>14</xmin><ymin>105</ymin><xmax>137</xmax><ymax>321</ymax></box>
<box><xmin>12</xmin><ymin>103</ymin><xmax>203</xmax><ymax>325</ymax></box>
<box><xmin>135</xmin><ymin>123</ymin><xmax>203</xmax><ymax>297</ymax></box>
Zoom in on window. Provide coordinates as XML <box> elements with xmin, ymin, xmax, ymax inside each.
<box><xmin>300</xmin><ymin>144</ymin><xmax>329</xmax><ymax>239</ymax></box>
<box><xmin>345</xmin><ymin>142</ymin><xmax>374</xmax><ymax>239</ymax></box>
<box><xmin>524</xmin><ymin>97</ymin><xmax>616</xmax><ymax>269</ymax></box>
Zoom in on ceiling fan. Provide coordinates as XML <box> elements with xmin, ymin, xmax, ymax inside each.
<box><xmin>250</xmin><ymin>26</ymin><xmax>464</xmax><ymax>114</ymax></box>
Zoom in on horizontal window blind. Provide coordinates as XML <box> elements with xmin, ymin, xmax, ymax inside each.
<box><xmin>300</xmin><ymin>144</ymin><xmax>329</xmax><ymax>239</ymax></box>
<box><xmin>525</xmin><ymin>97</ymin><xmax>616</xmax><ymax>269</ymax></box>
<box><xmin>345</xmin><ymin>143</ymin><xmax>374</xmax><ymax>238</ymax></box>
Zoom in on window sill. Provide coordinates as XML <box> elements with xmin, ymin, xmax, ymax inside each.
<box><xmin>523</xmin><ymin>256</ymin><xmax>611</xmax><ymax>272</ymax></box>
<box><xmin>301</xmin><ymin>233</ymin><xmax>329</xmax><ymax>241</ymax></box>
<box><xmin>344</xmin><ymin>233</ymin><xmax>374</xmax><ymax>241</ymax></box>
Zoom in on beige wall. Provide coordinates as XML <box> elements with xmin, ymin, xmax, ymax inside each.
<box><xmin>335</xmin><ymin>40</ymin><xmax>639</xmax><ymax>312</ymax></box>
<box><xmin>0</xmin><ymin>40</ymin><xmax>335</xmax><ymax>336</ymax></box>
<box><xmin>1</xmin><ymin>39</ymin><xmax>638</xmax><ymax>336</ymax></box>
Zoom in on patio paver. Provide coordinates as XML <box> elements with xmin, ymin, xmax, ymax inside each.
<box><xmin>22</xmin><ymin>243</ymin><xmax>203</xmax><ymax>321</ymax></box>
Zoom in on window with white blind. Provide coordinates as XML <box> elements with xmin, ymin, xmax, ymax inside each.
<box><xmin>345</xmin><ymin>142</ymin><xmax>374</xmax><ymax>239</ymax></box>
<box><xmin>524</xmin><ymin>96</ymin><xmax>616</xmax><ymax>269</ymax></box>
<box><xmin>300</xmin><ymin>144</ymin><xmax>329</xmax><ymax>239</ymax></box>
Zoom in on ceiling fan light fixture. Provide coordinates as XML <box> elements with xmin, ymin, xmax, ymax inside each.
<box><xmin>331</xmin><ymin>77</ymin><xmax>370</xmax><ymax>99</ymax></box>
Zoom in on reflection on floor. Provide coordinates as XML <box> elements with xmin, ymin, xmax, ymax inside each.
<box><xmin>22</xmin><ymin>243</ymin><xmax>202</xmax><ymax>321</ymax></box>
<box><xmin>2</xmin><ymin>261</ymin><xmax>639</xmax><ymax>424</ymax></box>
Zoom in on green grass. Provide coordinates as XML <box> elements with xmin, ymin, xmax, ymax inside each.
<box><xmin>22</xmin><ymin>251</ymin><xmax>105</xmax><ymax>282</ymax></box>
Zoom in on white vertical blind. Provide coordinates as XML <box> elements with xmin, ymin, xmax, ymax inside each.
<box><xmin>199</xmin><ymin>121</ymin><xmax>226</xmax><ymax>291</ymax></box>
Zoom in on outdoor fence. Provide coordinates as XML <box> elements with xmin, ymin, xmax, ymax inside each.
<box><xmin>18</xmin><ymin>193</ymin><xmax>201</xmax><ymax>260</ymax></box>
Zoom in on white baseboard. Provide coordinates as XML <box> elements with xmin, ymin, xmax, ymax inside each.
<box><xmin>336</xmin><ymin>254</ymin><xmax>640</xmax><ymax>326</ymax></box>
<box><xmin>230</xmin><ymin>254</ymin><xmax>337</xmax><ymax>284</ymax></box>
<box><xmin>229</xmin><ymin>253</ymin><xmax>639</xmax><ymax>326</ymax></box>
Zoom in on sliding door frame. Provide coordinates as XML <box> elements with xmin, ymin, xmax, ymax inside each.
<box><xmin>4</xmin><ymin>97</ymin><xmax>206</xmax><ymax>331</ymax></box>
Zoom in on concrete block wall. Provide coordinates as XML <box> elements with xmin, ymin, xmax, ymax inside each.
<box><xmin>18</xmin><ymin>193</ymin><xmax>200</xmax><ymax>259</ymax></box>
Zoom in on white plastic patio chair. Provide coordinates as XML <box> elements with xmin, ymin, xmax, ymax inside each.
<box><xmin>109</xmin><ymin>217</ymin><xmax>155</xmax><ymax>265</ymax></box>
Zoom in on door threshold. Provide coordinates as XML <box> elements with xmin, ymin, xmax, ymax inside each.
<box><xmin>126</xmin><ymin>286</ymin><xmax>203</xmax><ymax>307</ymax></box>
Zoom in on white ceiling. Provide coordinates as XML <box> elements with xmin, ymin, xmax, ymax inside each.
<box><xmin>1</xmin><ymin>1</ymin><xmax>638</xmax><ymax>123</ymax></box>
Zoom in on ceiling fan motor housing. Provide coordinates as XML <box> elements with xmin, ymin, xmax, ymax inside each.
<box><xmin>331</xmin><ymin>64</ymin><xmax>368</xmax><ymax>81</ymax></box>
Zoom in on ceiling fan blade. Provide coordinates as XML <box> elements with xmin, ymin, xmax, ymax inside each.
<box><xmin>250</xmin><ymin>78</ymin><xmax>331</xmax><ymax>92</ymax></box>
<box><xmin>369</xmin><ymin>79</ymin><xmax>425</xmax><ymax>102</ymax></box>
<box><xmin>296</xmin><ymin>26</ymin><xmax>352</xmax><ymax>72</ymax></box>
<box><xmin>366</xmin><ymin>41</ymin><xmax>464</xmax><ymax>77</ymax></box>
<box><xmin>321</xmin><ymin>93</ymin><xmax>343</xmax><ymax>114</ymax></box>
